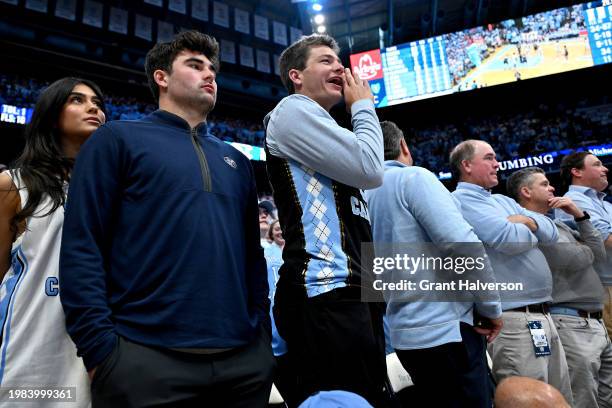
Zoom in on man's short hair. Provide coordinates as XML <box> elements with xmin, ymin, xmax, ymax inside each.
<box><xmin>380</xmin><ymin>121</ymin><xmax>405</xmax><ymax>161</ymax></box>
<box><xmin>279</xmin><ymin>34</ymin><xmax>340</xmax><ymax>94</ymax></box>
<box><xmin>145</xmin><ymin>30</ymin><xmax>220</xmax><ymax>101</ymax></box>
<box><xmin>506</xmin><ymin>167</ymin><xmax>545</xmax><ymax>202</ymax></box>
<box><xmin>449</xmin><ymin>140</ymin><xmax>478</xmax><ymax>180</ymax></box>
<box><xmin>560</xmin><ymin>151</ymin><xmax>590</xmax><ymax>189</ymax></box>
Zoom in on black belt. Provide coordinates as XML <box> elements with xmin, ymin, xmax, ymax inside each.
<box><xmin>549</xmin><ymin>306</ymin><xmax>603</xmax><ymax>319</ymax></box>
<box><xmin>507</xmin><ymin>303</ymin><xmax>550</xmax><ymax>314</ymax></box>
<box><xmin>577</xmin><ymin>310</ymin><xmax>603</xmax><ymax>319</ymax></box>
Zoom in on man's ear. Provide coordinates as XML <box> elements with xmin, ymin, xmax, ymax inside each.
<box><xmin>520</xmin><ymin>186</ymin><xmax>531</xmax><ymax>200</ymax></box>
<box><xmin>154</xmin><ymin>69</ymin><xmax>169</xmax><ymax>93</ymax></box>
<box><xmin>399</xmin><ymin>139</ymin><xmax>413</xmax><ymax>165</ymax></box>
<box><xmin>288</xmin><ymin>69</ymin><xmax>302</xmax><ymax>90</ymax></box>
<box><xmin>570</xmin><ymin>167</ymin><xmax>582</xmax><ymax>180</ymax></box>
<box><xmin>461</xmin><ymin>159</ymin><xmax>471</xmax><ymax>175</ymax></box>
<box><xmin>399</xmin><ymin>139</ymin><xmax>409</xmax><ymax>156</ymax></box>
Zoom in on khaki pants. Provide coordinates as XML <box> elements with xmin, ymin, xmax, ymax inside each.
<box><xmin>488</xmin><ymin>311</ymin><xmax>573</xmax><ymax>405</ymax></box>
<box><xmin>553</xmin><ymin>314</ymin><xmax>612</xmax><ymax>408</ymax></box>
<box><xmin>604</xmin><ymin>286</ymin><xmax>612</xmax><ymax>338</ymax></box>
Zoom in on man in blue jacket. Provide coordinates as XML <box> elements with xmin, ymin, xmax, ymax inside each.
<box><xmin>365</xmin><ymin>122</ymin><xmax>502</xmax><ymax>407</ymax></box>
<box><xmin>60</xmin><ymin>31</ymin><xmax>274</xmax><ymax>407</ymax></box>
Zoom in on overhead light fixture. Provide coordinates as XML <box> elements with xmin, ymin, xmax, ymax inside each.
<box><xmin>314</xmin><ymin>14</ymin><xmax>325</xmax><ymax>25</ymax></box>
<box><xmin>312</xmin><ymin>3</ymin><xmax>323</xmax><ymax>11</ymax></box>
<box><xmin>317</xmin><ymin>25</ymin><xmax>326</xmax><ymax>33</ymax></box>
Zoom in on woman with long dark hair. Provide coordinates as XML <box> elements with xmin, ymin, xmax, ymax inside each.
<box><xmin>0</xmin><ymin>77</ymin><xmax>106</xmax><ymax>407</ymax></box>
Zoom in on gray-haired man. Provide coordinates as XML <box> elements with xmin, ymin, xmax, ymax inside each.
<box><xmin>450</xmin><ymin>140</ymin><xmax>572</xmax><ymax>404</ymax></box>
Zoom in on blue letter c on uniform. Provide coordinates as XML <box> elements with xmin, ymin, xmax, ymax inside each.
<box><xmin>45</xmin><ymin>277</ymin><xmax>59</xmax><ymax>296</ymax></box>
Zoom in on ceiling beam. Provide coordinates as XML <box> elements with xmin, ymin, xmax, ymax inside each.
<box><xmin>387</xmin><ymin>0</ymin><xmax>394</xmax><ymax>46</ymax></box>
<box><xmin>343</xmin><ymin>0</ymin><xmax>354</xmax><ymax>53</ymax></box>
<box><xmin>431</xmin><ymin>0</ymin><xmax>438</xmax><ymax>34</ymax></box>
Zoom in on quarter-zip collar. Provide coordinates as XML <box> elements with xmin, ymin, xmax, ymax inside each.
<box><xmin>150</xmin><ymin>109</ymin><xmax>209</xmax><ymax>135</ymax></box>
<box><xmin>148</xmin><ymin>110</ymin><xmax>212</xmax><ymax>191</ymax></box>
<box><xmin>456</xmin><ymin>181</ymin><xmax>491</xmax><ymax>197</ymax></box>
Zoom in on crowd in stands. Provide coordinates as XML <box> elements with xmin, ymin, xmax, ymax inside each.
<box><xmin>0</xmin><ymin>74</ymin><xmax>265</xmax><ymax>147</ymax></box>
<box><xmin>409</xmin><ymin>97</ymin><xmax>611</xmax><ymax>173</ymax></box>
<box><xmin>522</xmin><ymin>5</ymin><xmax>584</xmax><ymax>41</ymax></box>
<box><xmin>1</xmin><ymin>74</ymin><xmax>609</xmax><ymax>177</ymax></box>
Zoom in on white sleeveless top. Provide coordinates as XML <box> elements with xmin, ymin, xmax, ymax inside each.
<box><xmin>0</xmin><ymin>171</ymin><xmax>90</xmax><ymax>407</ymax></box>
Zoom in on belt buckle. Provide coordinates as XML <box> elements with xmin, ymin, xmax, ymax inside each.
<box><xmin>528</xmin><ymin>303</ymin><xmax>545</xmax><ymax>314</ymax></box>
<box><xmin>588</xmin><ymin>311</ymin><xmax>602</xmax><ymax>319</ymax></box>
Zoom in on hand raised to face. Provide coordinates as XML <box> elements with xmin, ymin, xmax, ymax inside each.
<box><xmin>343</xmin><ymin>68</ymin><xmax>374</xmax><ymax>112</ymax></box>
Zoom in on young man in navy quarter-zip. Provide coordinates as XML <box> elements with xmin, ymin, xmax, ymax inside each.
<box><xmin>60</xmin><ymin>30</ymin><xmax>274</xmax><ymax>407</ymax></box>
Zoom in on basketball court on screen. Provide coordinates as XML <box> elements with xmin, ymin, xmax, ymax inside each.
<box><xmin>457</xmin><ymin>35</ymin><xmax>594</xmax><ymax>89</ymax></box>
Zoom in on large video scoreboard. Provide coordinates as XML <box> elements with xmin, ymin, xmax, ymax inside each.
<box><xmin>351</xmin><ymin>36</ymin><xmax>453</xmax><ymax>107</ymax></box>
<box><xmin>351</xmin><ymin>1</ymin><xmax>612</xmax><ymax>108</ymax></box>
<box><xmin>585</xmin><ymin>2</ymin><xmax>612</xmax><ymax>65</ymax></box>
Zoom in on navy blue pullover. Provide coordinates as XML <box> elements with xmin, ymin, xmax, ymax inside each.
<box><xmin>60</xmin><ymin>110</ymin><xmax>269</xmax><ymax>370</ymax></box>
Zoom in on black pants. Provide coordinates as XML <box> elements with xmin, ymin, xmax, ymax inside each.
<box><xmin>395</xmin><ymin>323</ymin><xmax>494</xmax><ymax>408</ymax></box>
<box><xmin>91</xmin><ymin>328</ymin><xmax>275</xmax><ymax>408</ymax></box>
<box><xmin>273</xmin><ymin>353</ymin><xmax>299</xmax><ymax>408</ymax></box>
<box><xmin>273</xmin><ymin>285</ymin><xmax>388</xmax><ymax>407</ymax></box>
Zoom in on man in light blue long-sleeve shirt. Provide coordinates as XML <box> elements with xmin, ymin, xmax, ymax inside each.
<box><xmin>559</xmin><ymin>151</ymin><xmax>612</xmax><ymax>337</ymax></box>
<box><xmin>264</xmin><ymin>34</ymin><xmax>387</xmax><ymax>406</ymax></box>
<box><xmin>365</xmin><ymin>122</ymin><xmax>502</xmax><ymax>407</ymax></box>
<box><xmin>450</xmin><ymin>140</ymin><xmax>572</xmax><ymax>404</ymax></box>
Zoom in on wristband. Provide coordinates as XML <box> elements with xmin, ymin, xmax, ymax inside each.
<box><xmin>574</xmin><ymin>211</ymin><xmax>590</xmax><ymax>222</ymax></box>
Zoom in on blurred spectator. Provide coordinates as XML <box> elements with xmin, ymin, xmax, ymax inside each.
<box><xmin>266</xmin><ymin>220</ymin><xmax>285</xmax><ymax>256</ymax></box>
<box><xmin>298</xmin><ymin>391</ymin><xmax>373</xmax><ymax>408</ymax></box>
<box><xmin>263</xmin><ymin>220</ymin><xmax>299</xmax><ymax>407</ymax></box>
<box><xmin>259</xmin><ymin>200</ymin><xmax>276</xmax><ymax>248</ymax></box>
<box><xmin>494</xmin><ymin>377</ymin><xmax>571</xmax><ymax>408</ymax></box>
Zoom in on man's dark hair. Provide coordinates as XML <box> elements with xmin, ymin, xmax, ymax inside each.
<box><xmin>279</xmin><ymin>34</ymin><xmax>340</xmax><ymax>94</ymax></box>
<box><xmin>506</xmin><ymin>167</ymin><xmax>545</xmax><ymax>202</ymax></box>
<box><xmin>560</xmin><ymin>151</ymin><xmax>590</xmax><ymax>189</ymax></box>
<box><xmin>449</xmin><ymin>140</ymin><xmax>478</xmax><ymax>180</ymax></box>
<box><xmin>145</xmin><ymin>30</ymin><xmax>220</xmax><ymax>101</ymax></box>
<box><xmin>380</xmin><ymin>121</ymin><xmax>405</xmax><ymax>161</ymax></box>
